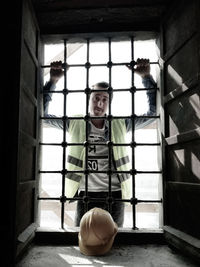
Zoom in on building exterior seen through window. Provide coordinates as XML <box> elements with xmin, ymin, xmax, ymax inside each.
<box><xmin>39</xmin><ymin>37</ymin><xmax>162</xmax><ymax>230</ymax></box>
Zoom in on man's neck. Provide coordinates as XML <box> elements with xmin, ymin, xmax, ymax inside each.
<box><xmin>91</xmin><ymin>119</ymin><xmax>104</xmax><ymax>129</ymax></box>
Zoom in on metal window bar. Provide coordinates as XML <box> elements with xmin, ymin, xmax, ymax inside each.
<box><xmin>39</xmin><ymin>37</ymin><xmax>162</xmax><ymax>229</ymax></box>
<box><xmin>40</xmin><ymin>142</ymin><xmax>161</xmax><ymax>147</ymax></box>
<box><xmin>41</xmin><ymin>115</ymin><xmax>160</xmax><ymax>121</ymax></box>
<box><xmin>84</xmin><ymin>38</ymin><xmax>90</xmax><ymax>213</ymax></box>
<box><xmin>108</xmin><ymin>37</ymin><xmax>112</xmax><ymax>213</ymax></box>
<box><xmin>39</xmin><ymin>88</ymin><xmax>159</xmax><ymax>95</ymax></box>
<box><xmin>130</xmin><ymin>36</ymin><xmax>136</xmax><ymax>229</ymax></box>
<box><xmin>60</xmin><ymin>39</ymin><xmax>67</xmax><ymax>229</ymax></box>
<box><xmin>40</xmin><ymin>170</ymin><xmax>162</xmax><ymax>174</ymax></box>
<box><xmin>42</xmin><ymin>62</ymin><xmax>159</xmax><ymax>69</ymax></box>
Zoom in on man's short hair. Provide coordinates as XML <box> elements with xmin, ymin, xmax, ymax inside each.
<box><xmin>92</xmin><ymin>81</ymin><xmax>113</xmax><ymax>100</ymax></box>
<box><xmin>93</xmin><ymin>81</ymin><xmax>109</xmax><ymax>89</ymax></box>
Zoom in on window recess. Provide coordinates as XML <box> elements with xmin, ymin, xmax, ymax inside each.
<box><xmin>39</xmin><ymin>36</ymin><xmax>162</xmax><ymax>230</ymax></box>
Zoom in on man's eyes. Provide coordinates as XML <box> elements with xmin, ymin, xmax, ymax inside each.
<box><xmin>94</xmin><ymin>96</ymin><xmax>108</xmax><ymax>102</ymax></box>
<box><xmin>95</xmin><ymin>96</ymin><xmax>100</xmax><ymax>101</ymax></box>
<box><xmin>94</xmin><ymin>96</ymin><xmax>108</xmax><ymax>103</ymax></box>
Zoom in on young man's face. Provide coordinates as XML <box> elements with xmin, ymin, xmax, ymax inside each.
<box><xmin>89</xmin><ymin>86</ymin><xmax>109</xmax><ymax>117</ymax></box>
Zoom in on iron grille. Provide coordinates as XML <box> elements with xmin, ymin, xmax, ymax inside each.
<box><xmin>39</xmin><ymin>37</ymin><xmax>162</xmax><ymax>229</ymax></box>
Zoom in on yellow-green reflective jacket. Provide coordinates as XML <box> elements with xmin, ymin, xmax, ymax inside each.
<box><xmin>65</xmin><ymin>116</ymin><xmax>132</xmax><ymax>200</ymax></box>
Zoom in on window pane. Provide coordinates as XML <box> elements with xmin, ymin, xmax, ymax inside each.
<box><xmin>41</xmin><ymin>127</ymin><xmax>63</xmax><ymax>143</ymax></box>
<box><xmin>112</xmin><ymin>41</ymin><xmax>131</xmax><ymax>63</ymax></box>
<box><xmin>134</xmin><ymin>90</ymin><xmax>148</xmax><ymax>115</ymax></box>
<box><xmin>136</xmin><ymin>174</ymin><xmax>160</xmax><ymax>200</ymax></box>
<box><xmin>112</xmin><ymin>66</ymin><xmax>131</xmax><ymax>89</ymax></box>
<box><xmin>89</xmin><ymin>66</ymin><xmax>109</xmax><ymax>86</ymax></box>
<box><xmin>90</xmin><ymin>41</ymin><xmax>108</xmax><ymax>64</ymax></box>
<box><xmin>66</xmin><ymin>93</ymin><xmax>86</xmax><ymax>116</ymax></box>
<box><xmin>67</xmin><ymin>43</ymin><xmax>87</xmax><ymax>64</ymax></box>
<box><xmin>67</xmin><ymin>67</ymin><xmax>86</xmax><ymax>90</ymax></box>
<box><xmin>40</xmin><ymin>200</ymin><xmax>61</xmax><ymax>228</ymax></box>
<box><xmin>48</xmin><ymin>93</ymin><xmax>64</xmax><ymax>116</ymax></box>
<box><xmin>123</xmin><ymin>204</ymin><xmax>133</xmax><ymax>228</ymax></box>
<box><xmin>135</xmin><ymin>146</ymin><xmax>159</xmax><ymax>171</ymax></box>
<box><xmin>136</xmin><ymin>203</ymin><xmax>160</xmax><ymax>229</ymax></box>
<box><xmin>41</xmin><ymin>146</ymin><xmax>63</xmax><ymax>171</ymax></box>
<box><xmin>64</xmin><ymin>202</ymin><xmax>77</xmax><ymax>228</ymax></box>
<box><xmin>112</xmin><ymin>92</ymin><xmax>131</xmax><ymax>116</ymax></box>
<box><xmin>44</xmin><ymin>43</ymin><xmax>64</xmax><ymax>65</ymax></box>
<box><xmin>134</xmin><ymin>40</ymin><xmax>158</xmax><ymax>62</ymax></box>
<box><xmin>135</xmin><ymin>128</ymin><xmax>159</xmax><ymax>143</ymax></box>
<box><xmin>40</xmin><ymin>174</ymin><xmax>62</xmax><ymax>198</ymax></box>
<box><xmin>123</xmin><ymin>203</ymin><xmax>161</xmax><ymax>229</ymax></box>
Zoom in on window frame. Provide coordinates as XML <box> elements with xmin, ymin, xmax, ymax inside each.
<box><xmin>38</xmin><ymin>33</ymin><xmax>163</xmax><ymax>235</ymax></box>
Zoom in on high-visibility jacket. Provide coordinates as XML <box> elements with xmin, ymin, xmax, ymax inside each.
<box><xmin>65</xmin><ymin>116</ymin><xmax>132</xmax><ymax>200</ymax></box>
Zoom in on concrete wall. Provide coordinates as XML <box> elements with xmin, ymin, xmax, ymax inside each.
<box><xmin>161</xmin><ymin>0</ymin><xmax>200</xmax><ymax>243</ymax></box>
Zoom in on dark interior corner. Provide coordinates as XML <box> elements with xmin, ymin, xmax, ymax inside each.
<box><xmin>3</xmin><ymin>0</ymin><xmax>200</xmax><ymax>266</ymax></box>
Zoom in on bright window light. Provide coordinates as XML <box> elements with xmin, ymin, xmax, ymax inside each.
<box><xmin>40</xmin><ymin>38</ymin><xmax>162</xmax><ymax>230</ymax></box>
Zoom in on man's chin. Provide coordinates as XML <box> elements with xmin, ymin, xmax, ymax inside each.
<box><xmin>91</xmin><ymin>112</ymin><xmax>105</xmax><ymax>117</ymax></box>
<box><xmin>94</xmin><ymin>113</ymin><xmax>102</xmax><ymax>117</ymax></box>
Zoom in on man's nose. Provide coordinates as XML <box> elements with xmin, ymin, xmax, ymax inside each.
<box><xmin>97</xmin><ymin>100</ymin><xmax>103</xmax><ymax>107</ymax></box>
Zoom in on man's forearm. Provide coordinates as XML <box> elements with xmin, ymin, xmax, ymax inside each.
<box><xmin>142</xmin><ymin>74</ymin><xmax>157</xmax><ymax>114</ymax></box>
<box><xmin>42</xmin><ymin>81</ymin><xmax>65</xmax><ymax>130</ymax></box>
<box><xmin>43</xmin><ymin>81</ymin><xmax>56</xmax><ymax>116</ymax></box>
<box><xmin>125</xmin><ymin>75</ymin><xmax>157</xmax><ymax>131</ymax></box>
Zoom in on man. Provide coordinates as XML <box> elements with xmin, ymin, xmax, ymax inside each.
<box><xmin>43</xmin><ymin>58</ymin><xmax>157</xmax><ymax>227</ymax></box>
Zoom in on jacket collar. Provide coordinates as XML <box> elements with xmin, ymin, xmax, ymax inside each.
<box><xmin>88</xmin><ymin>114</ymin><xmax>109</xmax><ymax>140</ymax></box>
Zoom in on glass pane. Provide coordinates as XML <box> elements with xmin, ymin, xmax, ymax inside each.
<box><xmin>64</xmin><ymin>202</ymin><xmax>77</xmax><ymax>228</ymax></box>
<box><xmin>149</xmin><ymin>64</ymin><xmax>158</xmax><ymax>83</ymax></box>
<box><xmin>135</xmin><ymin>146</ymin><xmax>159</xmax><ymax>171</ymax></box>
<box><xmin>40</xmin><ymin>200</ymin><xmax>61</xmax><ymax>228</ymax></box>
<box><xmin>89</xmin><ymin>67</ymin><xmax>109</xmax><ymax>87</ymax></box>
<box><xmin>112</xmin><ymin>41</ymin><xmax>131</xmax><ymax>63</ymax></box>
<box><xmin>134</xmin><ymin>72</ymin><xmax>145</xmax><ymax>88</ymax></box>
<box><xmin>136</xmin><ymin>203</ymin><xmax>160</xmax><ymax>229</ymax></box>
<box><xmin>134</xmin><ymin>40</ymin><xmax>158</xmax><ymax>62</ymax></box>
<box><xmin>40</xmin><ymin>174</ymin><xmax>62</xmax><ymax>198</ymax></box>
<box><xmin>135</xmin><ymin>128</ymin><xmax>159</xmax><ymax>143</ymax></box>
<box><xmin>67</xmin><ymin>67</ymin><xmax>86</xmax><ymax>90</ymax></box>
<box><xmin>41</xmin><ymin>127</ymin><xmax>63</xmax><ymax>143</ymax></box>
<box><xmin>123</xmin><ymin>204</ymin><xmax>133</xmax><ymax>228</ymax></box>
<box><xmin>44</xmin><ymin>43</ymin><xmax>64</xmax><ymax>65</ymax></box>
<box><xmin>67</xmin><ymin>43</ymin><xmax>87</xmax><ymax>64</ymax></box>
<box><xmin>134</xmin><ymin>90</ymin><xmax>148</xmax><ymax>115</ymax></box>
<box><xmin>112</xmin><ymin>66</ymin><xmax>131</xmax><ymax>89</ymax></box>
<box><xmin>90</xmin><ymin>41</ymin><xmax>108</xmax><ymax>64</ymax></box>
<box><xmin>47</xmin><ymin>93</ymin><xmax>64</xmax><ymax>116</ymax></box>
<box><xmin>112</xmin><ymin>92</ymin><xmax>131</xmax><ymax>116</ymax></box>
<box><xmin>41</xmin><ymin>146</ymin><xmax>63</xmax><ymax>171</ymax></box>
<box><xmin>136</xmin><ymin>174</ymin><xmax>160</xmax><ymax>200</ymax></box>
<box><xmin>66</xmin><ymin>93</ymin><xmax>86</xmax><ymax>116</ymax></box>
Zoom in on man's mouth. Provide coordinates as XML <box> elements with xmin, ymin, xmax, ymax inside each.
<box><xmin>95</xmin><ymin>107</ymin><xmax>102</xmax><ymax>112</ymax></box>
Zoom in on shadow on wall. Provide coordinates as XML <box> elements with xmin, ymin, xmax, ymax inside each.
<box><xmin>165</xmin><ymin>63</ymin><xmax>200</xmax><ymax>183</ymax></box>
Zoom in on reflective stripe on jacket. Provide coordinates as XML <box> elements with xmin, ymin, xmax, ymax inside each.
<box><xmin>65</xmin><ymin>116</ymin><xmax>132</xmax><ymax>200</ymax></box>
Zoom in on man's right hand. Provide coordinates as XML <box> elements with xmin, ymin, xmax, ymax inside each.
<box><xmin>50</xmin><ymin>61</ymin><xmax>64</xmax><ymax>84</ymax></box>
<box><xmin>126</xmin><ymin>58</ymin><xmax>151</xmax><ymax>79</ymax></box>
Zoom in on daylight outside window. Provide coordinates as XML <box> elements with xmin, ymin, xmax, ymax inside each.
<box><xmin>39</xmin><ymin>37</ymin><xmax>162</xmax><ymax>230</ymax></box>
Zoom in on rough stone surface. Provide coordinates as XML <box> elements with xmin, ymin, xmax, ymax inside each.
<box><xmin>16</xmin><ymin>244</ymin><xmax>199</xmax><ymax>267</ymax></box>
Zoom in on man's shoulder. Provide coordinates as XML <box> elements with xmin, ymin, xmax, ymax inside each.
<box><xmin>72</xmin><ymin>114</ymin><xmax>84</xmax><ymax>117</ymax></box>
<box><xmin>69</xmin><ymin>115</ymin><xmax>85</xmax><ymax>127</ymax></box>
